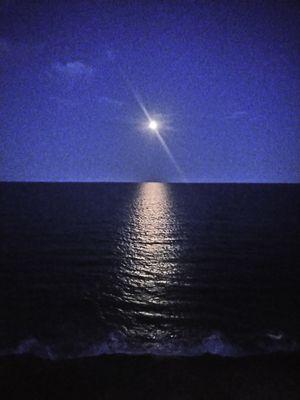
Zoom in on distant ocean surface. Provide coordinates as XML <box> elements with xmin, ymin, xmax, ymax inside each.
<box><xmin>1</xmin><ymin>182</ymin><xmax>299</xmax><ymax>359</ymax></box>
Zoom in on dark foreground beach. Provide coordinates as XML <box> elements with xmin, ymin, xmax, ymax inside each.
<box><xmin>0</xmin><ymin>352</ymin><xmax>299</xmax><ymax>399</ymax></box>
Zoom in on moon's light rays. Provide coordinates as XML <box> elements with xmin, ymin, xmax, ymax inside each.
<box><xmin>153</xmin><ymin>129</ymin><xmax>186</xmax><ymax>182</ymax></box>
<box><xmin>118</xmin><ymin>66</ymin><xmax>186</xmax><ymax>182</ymax></box>
<box><xmin>118</xmin><ymin>66</ymin><xmax>152</xmax><ymax>122</ymax></box>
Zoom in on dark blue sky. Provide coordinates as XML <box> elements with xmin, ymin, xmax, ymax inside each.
<box><xmin>1</xmin><ymin>0</ymin><xmax>299</xmax><ymax>182</ymax></box>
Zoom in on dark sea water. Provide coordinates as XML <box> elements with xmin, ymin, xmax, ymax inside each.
<box><xmin>1</xmin><ymin>183</ymin><xmax>299</xmax><ymax>359</ymax></box>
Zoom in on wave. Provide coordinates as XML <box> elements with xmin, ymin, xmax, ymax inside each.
<box><xmin>0</xmin><ymin>338</ymin><xmax>56</xmax><ymax>360</ymax></box>
<box><xmin>0</xmin><ymin>331</ymin><xmax>298</xmax><ymax>360</ymax></box>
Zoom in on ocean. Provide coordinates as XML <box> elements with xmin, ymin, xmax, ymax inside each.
<box><xmin>1</xmin><ymin>182</ymin><xmax>299</xmax><ymax>359</ymax></box>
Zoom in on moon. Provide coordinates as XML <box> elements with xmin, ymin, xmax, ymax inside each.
<box><xmin>149</xmin><ymin>120</ymin><xmax>158</xmax><ymax>130</ymax></box>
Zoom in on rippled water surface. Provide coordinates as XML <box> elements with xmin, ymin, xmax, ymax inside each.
<box><xmin>1</xmin><ymin>183</ymin><xmax>299</xmax><ymax>358</ymax></box>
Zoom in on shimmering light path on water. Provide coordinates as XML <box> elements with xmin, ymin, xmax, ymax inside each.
<box><xmin>117</xmin><ymin>183</ymin><xmax>182</xmax><ymax>348</ymax></box>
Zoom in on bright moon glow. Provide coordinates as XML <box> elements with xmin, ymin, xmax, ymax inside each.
<box><xmin>149</xmin><ymin>120</ymin><xmax>158</xmax><ymax>130</ymax></box>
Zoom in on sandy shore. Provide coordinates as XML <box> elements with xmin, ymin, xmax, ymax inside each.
<box><xmin>0</xmin><ymin>352</ymin><xmax>299</xmax><ymax>399</ymax></box>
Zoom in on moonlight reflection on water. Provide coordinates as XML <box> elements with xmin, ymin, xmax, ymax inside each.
<box><xmin>117</xmin><ymin>183</ymin><xmax>182</xmax><ymax>346</ymax></box>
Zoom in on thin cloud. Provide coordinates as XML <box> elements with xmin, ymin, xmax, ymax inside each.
<box><xmin>52</xmin><ymin>61</ymin><xmax>94</xmax><ymax>78</ymax></box>
<box><xmin>50</xmin><ymin>95</ymin><xmax>81</xmax><ymax>108</ymax></box>
<box><xmin>50</xmin><ymin>95</ymin><xmax>124</xmax><ymax>110</ymax></box>
<box><xmin>225</xmin><ymin>111</ymin><xmax>248</xmax><ymax>120</ymax></box>
<box><xmin>98</xmin><ymin>96</ymin><xmax>123</xmax><ymax>107</ymax></box>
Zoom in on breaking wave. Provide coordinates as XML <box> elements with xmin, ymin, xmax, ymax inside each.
<box><xmin>1</xmin><ymin>331</ymin><xmax>298</xmax><ymax>360</ymax></box>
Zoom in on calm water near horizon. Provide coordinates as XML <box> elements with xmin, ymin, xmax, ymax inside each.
<box><xmin>1</xmin><ymin>182</ymin><xmax>299</xmax><ymax>359</ymax></box>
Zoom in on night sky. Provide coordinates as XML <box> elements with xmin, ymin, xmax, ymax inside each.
<box><xmin>1</xmin><ymin>0</ymin><xmax>299</xmax><ymax>183</ymax></box>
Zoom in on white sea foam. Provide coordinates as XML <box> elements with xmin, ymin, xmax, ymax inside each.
<box><xmin>1</xmin><ymin>330</ymin><xmax>298</xmax><ymax>360</ymax></box>
<box><xmin>0</xmin><ymin>338</ymin><xmax>56</xmax><ymax>360</ymax></box>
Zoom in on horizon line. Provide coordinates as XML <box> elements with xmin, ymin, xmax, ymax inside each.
<box><xmin>1</xmin><ymin>180</ymin><xmax>299</xmax><ymax>185</ymax></box>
